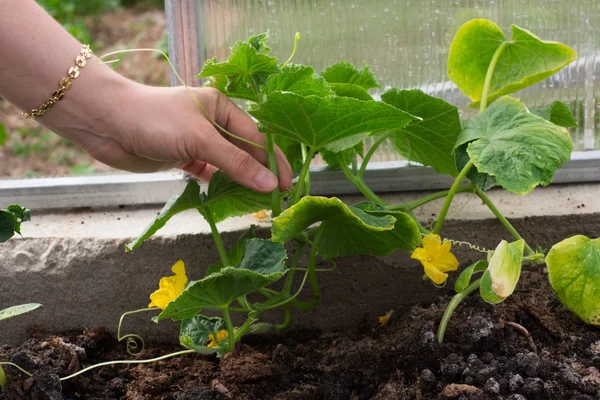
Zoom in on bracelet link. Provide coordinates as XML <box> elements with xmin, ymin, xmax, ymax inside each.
<box><xmin>23</xmin><ymin>44</ymin><xmax>92</xmax><ymax>119</ymax></box>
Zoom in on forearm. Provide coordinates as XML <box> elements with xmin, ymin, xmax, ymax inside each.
<box><xmin>0</xmin><ymin>0</ymin><xmax>131</xmax><ymax>145</ymax></box>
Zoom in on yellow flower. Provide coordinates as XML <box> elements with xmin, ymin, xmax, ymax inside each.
<box><xmin>411</xmin><ymin>234</ymin><xmax>459</xmax><ymax>285</ymax></box>
<box><xmin>251</xmin><ymin>209</ymin><xmax>270</xmax><ymax>221</ymax></box>
<box><xmin>206</xmin><ymin>330</ymin><xmax>228</xmax><ymax>348</ymax></box>
<box><xmin>148</xmin><ymin>260</ymin><xmax>188</xmax><ymax>310</ymax></box>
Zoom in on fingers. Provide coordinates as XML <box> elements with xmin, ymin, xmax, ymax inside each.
<box><xmin>182</xmin><ymin>160</ymin><xmax>218</xmax><ymax>183</ymax></box>
<box><xmin>208</xmin><ymin>89</ymin><xmax>293</xmax><ymax>190</ymax></box>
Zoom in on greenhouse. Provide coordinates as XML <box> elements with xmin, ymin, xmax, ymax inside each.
<box><xmin>1</xmin><ymin>0</ymin><xmax>599</xmax><ymax>399</ymax></box>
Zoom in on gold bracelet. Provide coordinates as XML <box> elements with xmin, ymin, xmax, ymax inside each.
<box><xmin>23</xmin><ymin>44</ymin><xmax>93</xmax><ymax>119</ymax></box>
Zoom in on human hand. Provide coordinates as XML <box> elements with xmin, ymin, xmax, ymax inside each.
<box><xmin>41</xmin><ymin>75</ymin><xmax>293</xmax><ymax>193</ymax></box>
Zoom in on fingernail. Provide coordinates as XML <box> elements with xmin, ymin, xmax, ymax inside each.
<box><xmin>254</xmin><ymin>169</ymin><xmax>278</xmax><ymax>190</ymax></box>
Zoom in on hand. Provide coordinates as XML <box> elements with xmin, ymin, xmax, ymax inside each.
<box><xmin>50</xmin><ymin>79</ymin><xmax>292</xmax><ymax>193</ymax></box>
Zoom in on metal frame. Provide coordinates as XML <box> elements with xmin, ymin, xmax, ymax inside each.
<box><xmin>1</xmin><ymin>0</ymin><xmax>600</xmax><ymax>210</ymax></box>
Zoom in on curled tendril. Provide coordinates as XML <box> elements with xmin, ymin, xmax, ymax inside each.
<box><xmin>117</xmin><ymin>308</ymin><xmax>159</xmax><ymax>356</ymax></box>
<box><xmin>446</xmin><ymin>239</ymin><xmax>490</xmax><ymax>254</ymax></box>
<box><xmin>97</xmin><ymin>48</ymin><xmax>266</xmax><ymax>151</ymax></box>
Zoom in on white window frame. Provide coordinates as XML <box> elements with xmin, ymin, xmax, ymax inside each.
<box><xmin>1</xmin><ymin>0</ymin><xmax>599</xmax><ymax>210</ymax></box>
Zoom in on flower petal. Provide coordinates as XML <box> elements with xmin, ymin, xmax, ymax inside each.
<box><xmin>422</xmin><ymin>234</ymin><xmax>443</xmax><ymax>251</ymax></box>
<box><xmin>435</xmin><ymin>251</ymin><xmax>460</xmax><ymax>272</ymax></box>
<box><xmin>423</xmin><ymin>261</ymin><xmax>449</xmax><ymax>285</ymax></box>
<box><xmin>148</xmin><ymin>260</ymin><xmax>188</xmax><ymax>310</ymax></box>
<box><xmin>411</xmin><ymin>247</ymin><xmax>430</xmax><ymax>262</ymax></box>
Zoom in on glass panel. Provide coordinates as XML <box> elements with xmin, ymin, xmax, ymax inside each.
<box><xmin>196</xmin><ymin>0</ymin><xmax>600</xmax><ymax>162</ymax></box>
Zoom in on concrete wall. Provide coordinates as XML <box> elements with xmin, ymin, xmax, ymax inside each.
<box><xmin>2</xmin><ymin>184</ymin><xmax>600</xmax><ymax>345</ymax></box>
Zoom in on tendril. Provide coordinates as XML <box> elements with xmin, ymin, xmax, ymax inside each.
<box><xmin>97</xmin><ymin>48</ymin><xmax>266</xmax><ymax>151</ymax></box>
<box><xmin>282</xmin><ymin>32</ymin><xmax>301</xmax><ymax>67</ymax></box>
<box><xmin>446</xmin><ymin>239</ymin><xmax>490</xmax><ymax>254</ymax></box>
<box><xmin>117</xmin><ymin>308</ymin><xmax>158</xmax><ymax>355</ymax></box>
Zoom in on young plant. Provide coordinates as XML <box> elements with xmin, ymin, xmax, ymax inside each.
<box><xmin>0</xmin><ymin>205</ymin><xmax>30</xmax><ymax>243</ymax></box>
<box><xmin>0</xmin><ymin>304</ymin><xmax>42</xmax><ymax>389</ymax></box>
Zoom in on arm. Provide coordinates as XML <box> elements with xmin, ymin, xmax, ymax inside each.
<box><xmin>0</xmin><ymin>0</ymin><xmax>292</xmax><ymax>192</ymax></box>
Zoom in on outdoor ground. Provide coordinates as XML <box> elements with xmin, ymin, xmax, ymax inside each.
<box><xmin>1</xmin><ymin>269</ymin><xmax>599</xmax><ymax>400</ymax></box>
<box><xmin>0</xmin><ymin>6</ymin><xmax>169</xmax><ymax>179</ymax></box>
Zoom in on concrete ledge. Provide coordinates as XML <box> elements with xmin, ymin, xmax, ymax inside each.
<box><xmin>2</xmin><ymin>183</ymin><xmax>600</xmax><ymax>345</ymax></box>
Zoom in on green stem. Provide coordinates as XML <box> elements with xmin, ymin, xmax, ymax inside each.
<box><xmin>293</xmin><ymin>148</ymin><xmax>317</xmax><ymax>204</ymax></box>
<box><xmin>265</xmin><ymin>133</ymin><xmax>281</xmax><ymax>217</ymax></box>
<box><xmin>480</xmin><ymin>41</ymin><xmax>510</xmax><ymax>113</ymax></box>
<box><xmin>222</xmin><ymin>307</ymin><xmax>236</xmax><ymax>352</ymax></box>
<box><xmin>301</xmin><ymin>144</ymin><xmax>311</xmax><ymax>195</ymax></box>
<box><xmin>276</xmin><ymin>306</ymin><xmax>292</xmax><ymax>330</ymax></box>
<box><xmin>59</xmin><ymin>350</ymin><xmax>196</xmax><ymax>381</ymax></box>
<box><xmin>391</xmin><ymin>186</ymin><xmax>476</xmax><ymax>212</ymax></box>
<box><xmin>0</xmin><ymin>362</ymin><xmax>32</xmax><ymax>378</ymax></box>
<box><xmin>433</xmin><ymin>161</ymin><xmax>473</xmax><ymax>235</ymax></box>
<box><xmin>290</xmin><ymin>230</ymin><xmax>322</xmax><ymax>310</ymax></box>
<box><xmin>474</xmin><ymin>187</ymin><xmax>535</xmax><ymax>256</ymax></box>
<box><xmin>234</xmin><ymin>315</ymin><xmax>257</xmax><ymax>341</ymax></box>
<box><xmin>283</xmin><ymin>244</ymin><xmax>305</xmax><ymax>295</ymax></box>
<box><xmin>437</xmin><ymin>278</ymin><xmax>481</xmax><ymax>344</ymax></box>
<box><xmin>339</xmin><ymin>157</ymin><xmax>386</xmax><ymax>206</ymax></box>
<box><xmin>359</xmin><ymin>132</ymin><xmax>391</xmax><ymax>178</ymax></box>
<box><xmin>203</xmin><ymin>207</ymin><xmax>229</xmax><ymax>267</ymax></box>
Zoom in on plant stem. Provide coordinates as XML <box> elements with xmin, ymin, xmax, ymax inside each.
<box><xmin>283</xmin><ymin>243</ymin><xmax>305</xmax><ymax>295</ymax></box>
<box><xmin>390</xmin><ymin>186</ymin><xmax>476</xmax><ymax>212</ymax></box>
<box><xmin>0</xmin><ymin>362</ymin><xmax>32</xmax><ymax>378</ymax></box>
<box><xmin>480</xmin><ymin>41</ymin><xmax>510</xmax><ymax>113</ymax></box>
<box><xmin>437</xmin><ymin>278</ymin><xmax>481</xmax><ymax>343</ymax></box>
<box><xmin>474</xmin><ymin>187</ymin><xmax>535</xmax><ymax>256</ymax></box>
<box><xmin>203</xmin><ymin>207</ymin><xmax>229</xmax><ymax>267</ymax></box>
<box><xmin>359</xmin><ymin>132</ymin><xmax>391</xmax><ymax>178</ymax></box>
<box><xmin>265</xmin><ymin>133</ymin><xmax>281</xmax><ymax>217</ymax></box>
<box><xmin>58</xmin><ymin>349</ymin><xmax>196</xmax><ymax>381</ymax></box>
<box><xmin>222</xmin><ymin>306</ymin><xmax>236</xmax><ymax>352</ymax></box>
<box><xmin>301</xmin><ymin>144</ymin><xmax>311</xmax><ymax>195</ymax></box>
<box><xmin>433</xmin><ymin>161</ymin><xmax>473</xmax><ymax>235</ymax></box>
<box><xmin>339</xmin><ymin>157</ymin><xmax>386</xmax><ymax>206</ymax></box>
<box><xmin>276</xmin><ymin>306</ymin><xmax>292</xmax><ymax>330</ymax></box>
<box><xmin>293</xmin><ymin>148</ymin><xmax>317</xmax><ymax>205</ymax></box>
<box><xmin>290</xmin><ymin>230</ymin><xmax>323</xmax><ymax>310</ymax></box>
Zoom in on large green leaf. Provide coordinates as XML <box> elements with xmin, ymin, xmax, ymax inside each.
<box><xmin>250</xmin><ymin>92</ymin><xmax>417</xmax><ymax>150</ymax></box>
<box><xmin>531</xmin><ymin>101</ymin><xmax>578</xmax><ymax>128</ymax></box>
<box><xmin>197</xmin><ymin>34</ymin><xmax>280</xmax><ymax>103</ymax></box>
<box><xmin>202</xmin><ymin>171</ymin><xmax>274</xmax><ymax>223</ymax></box>
<box><xmin>547</xmin><ymin>235</ymin><xmax>600</xmax><ymax>325</ymax></box>
<box><xmin>448</xmin><ymin>19</ymin><xmax>577</xmax><ymax>105</ymax></box>
<box><xmin>455</xmin><ymin>96</ymin><xmax>572</xmax><ymax>195</ymax></box>
<box><xmin>0</xmin><ymin>303</ymin><xmax>41</xmax><ymax>321</ymax></box>
<box><xmin>159</xmin><ymin>239</ymin><xmax>287</xmax><ymax>321</ymax></box>
<box><xmin>272</xmin><ymin>196</ymin><xmax>421</xmax><ymax>260</ymax></box>
<box><xmin>274</xmin><ymin>135</ymin><xmax>305</xmax><ymax>173</ymax></box>
<box><xmin>320</xmin><ymin>141</ymin><xmax>364</xmax><ymax>169</ymax></box>
<box><xmin>321</xmin><ymin>61</ymin><xmax>380</xmax><ymax>89</ymax></box>
<box><xmin>479</xmin><ymin>240</ymin><xmax>524</xmax><ymax>304</ymax></box>
<box><xmin>266</xmin><ymin>64</ymin><xmax>333</xmax><ymax>97</ymax></box>
<box><xmin>127</xmin><ymin>173</ymin><xmax>272</xmax><ymax>251</ymax></box>
<box><xmin>126</xmin><ymin>180</ymin><xmax>203</xmax><ymax>251</ymax></box>
<box><xmin>381</xmin><ymin>89</ymin><xmax>462</xmax><ymax>176</ymax></box>
<box><xmin>179</xmin><ymin>315</ymin><xmax>226</xmax><ymax>353</ymax></box>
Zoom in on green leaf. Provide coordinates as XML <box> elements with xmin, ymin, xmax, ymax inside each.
<box><xmin>127</xmin><ymin>173</ymin><xmax>272</xmax><ymax>251</ymax></box>
<box><xmin>159</xmin><ymin>239</ymin><xmax>287</xmax><ymax>321</ymax></box>
<box><xmin>0</xmin><ymin>303</ymin><xmax>42</xmax><ymax>321</ymax></box>
<box><xmin>448</xmin><ymin>19</ymin><xmax>577</xmax><ymax>104</ymax></box>
<box><xmin>205</xmin><ymin>226</ymin><xmax>256</xmax><ymax>275</ymax></box>
<box><xmin>327</xmin><ymin>83</ymin><xmax>373</xmax><ymax>101</ymax></box>
<box><xmin>546</xmin><ymin>235</ymin><xmax>600</xmax><ymax>325</ymax></box>
<box><xmin>274</xmin><ymin>135</ymin><xmax>305</xmax><ymax>172</ymax></box>
<box><xmin>179</xmin><ymin>315</ymin><xmax>225</xmax><ymax>354</ymax></box>
<box><xmin>454</xmin><ymin>144</ymin><xmax>496</xmax><ymax>191</ymax></box>
<box><xmin>250</xmin><ymin>92</ymin><xmax>417</xmax><ymax>150</ymax></box>
<box><xmin>126</xmin><ymin>180</ymin><xmax>203</xmax><ymax>251</ymax></box>
<box><xmin>381</xmin><ymin>89</ymin><xmax>462</xmax><ymax>176</ymax></box>
<box><xmin>202</xmin><ymin>171</ymin><xmax>274</xmax><ymax>224</ymax></box>
<box><xmin>0</xmin><ymin>123</ymin><xmax>6</xmax><ymax>146</ymax></box>
<box><xmin>197</xmin><ymin>33</ymin><xmax>280</xmax><ymax>102</ymax></box>
<box><xmin>455</xmin><ymin>260</ymin><xmax>487</xmax><ymax>293</ymax></box>
<box><xmin>531</xmin><ymin>101</ymin><xmax>578</xmax><ymax>128</ymax></box>
<box><xmin>479</xmin><ymin>239</ymin><xmax>524</xmax><ymax>304</ymax></box>
<box><xmin>247</xmin><ymin>32</ymin><xmax>272</xmax><ymax>54</ymax></box>
<box><xmin>321</xmin><ymin>61</ymin><xmax>380</xmax><ymax>89</ymax></box>
<box><xmin>0</xmin><ymin>205</ymin><xmax>31</xmax><ymax>242</ymax></box>
<box><xmin>0</xmin><ymin>365</ymin><xmax>6</xmax><ymax>389</ymax></box>
<box><xmin>272</xmin><ymin>196</ymin><xmax>421</xmax><ymax>260</ymax></box>
<box><xmin>455</xmin><ymin>96</ymin><xmax>572</xmax><ymax>195</ymax></box>
<box><xmin>320</xmin><ymin>141</ymin><xmax>364</xmax><ymax>169</ymax></box>
<box><xmin>266</xmin><ymin>64</ymin><xmax>333</xmax><ymax>97</ymax></box>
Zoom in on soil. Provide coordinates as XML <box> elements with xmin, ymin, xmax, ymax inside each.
<box><xmin>0</xmin><ymin>7</ymin><xmax>169</xmax><ymax>179</ymax></box>
<box><xmin>1</xmin><ymin>270</ymin><xmax>599</xmax><ymax>400</ymax></box>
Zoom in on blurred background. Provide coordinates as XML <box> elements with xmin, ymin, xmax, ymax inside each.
<box><xmin>2</xmin><ymin>0</ymin><xmax>599</xmax><ymax>179</ymax></box>
<box><xmin>0</xmin><ymin>0</ymin><xmax>167</xmax><ymax>179</ymax></box>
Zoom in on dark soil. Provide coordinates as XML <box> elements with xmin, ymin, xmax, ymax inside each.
<box><xmin>1</xmin><ymin>270</ymin><xmax>599</xmax><ymax>400</ymax></box>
